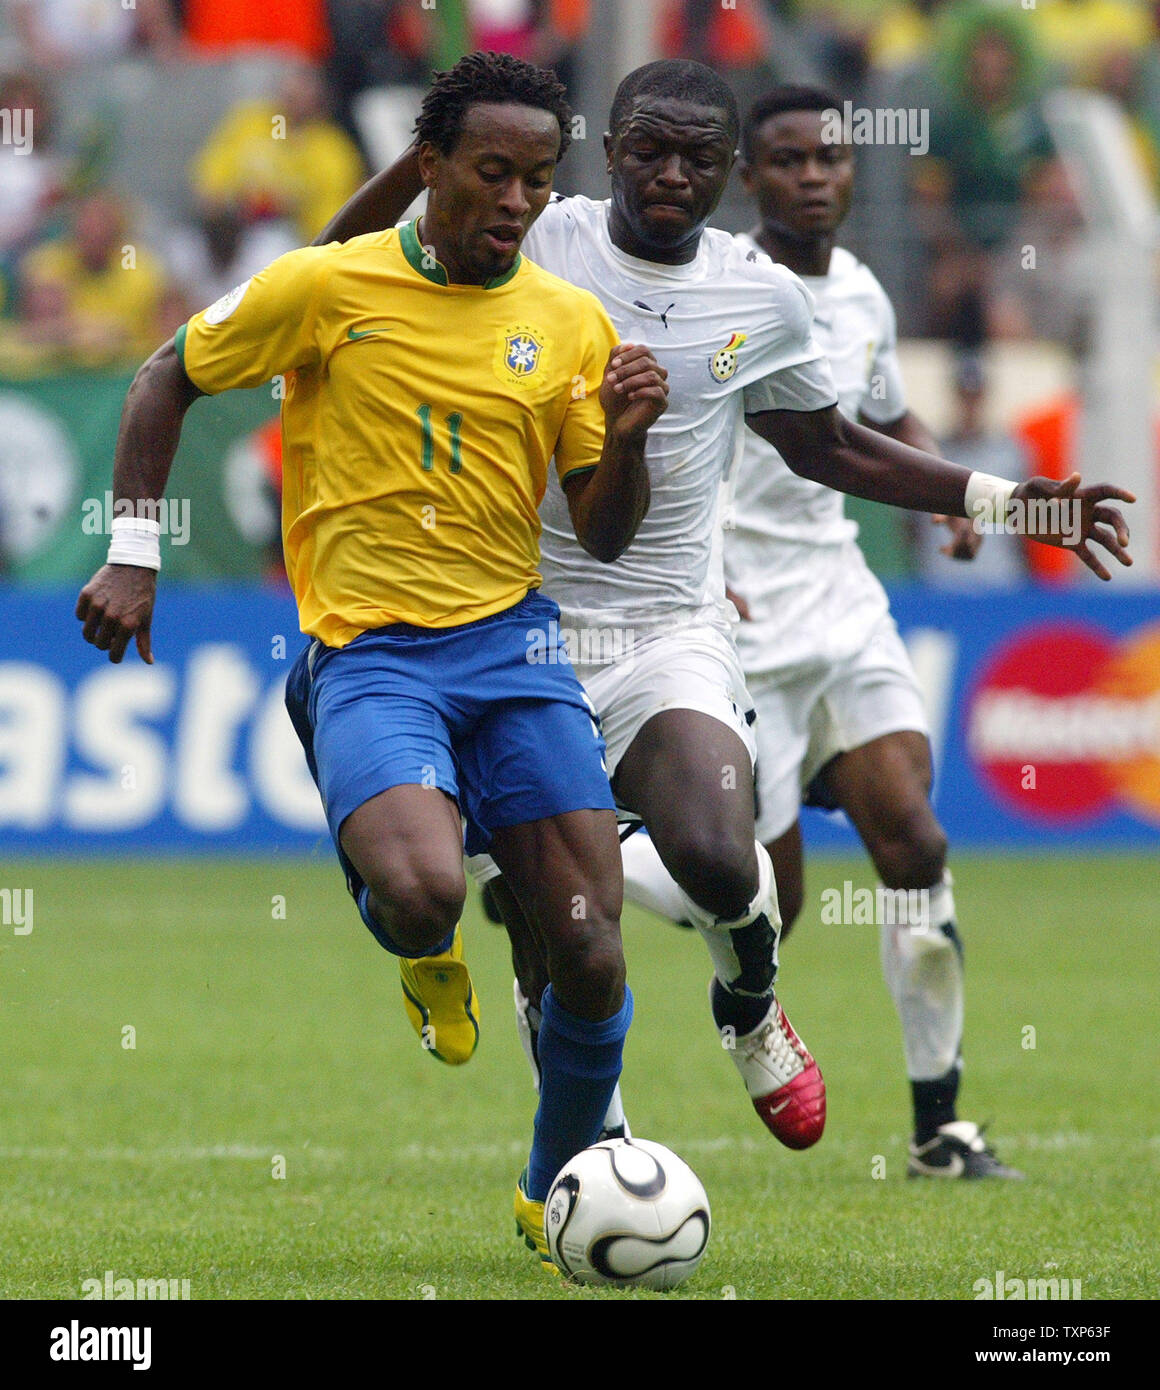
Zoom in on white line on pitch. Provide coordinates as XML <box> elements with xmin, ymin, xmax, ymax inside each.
<box><xmin>0</xmin><ymin>1131</ymin><xmax>1128</xmax><ymax>1167</ymax></box>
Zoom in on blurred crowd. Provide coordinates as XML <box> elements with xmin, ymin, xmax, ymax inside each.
<box><xmin>0</xmin><ymin>1</ymin><xmax>1158</xmax><ymax>373</ymax></box>
<box><xmin>0</xmin><ymin>2</ymin><xmax>612</xmax><ymax>374</ymax></box>
<box><xmin>0</xmin><ymin>0</ymin><xmax>1154</xmax><ymax>586</ymax></box>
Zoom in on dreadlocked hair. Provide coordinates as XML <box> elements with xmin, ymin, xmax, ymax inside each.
<box><xmin>414</xmin><ymin>50</ymin><xmax>573</xmax><ymax>162</ymax></box>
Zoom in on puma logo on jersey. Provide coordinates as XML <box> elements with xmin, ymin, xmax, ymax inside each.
<box><xmin>633</xmin><ymin>299</ymin><xmax>677</xmax><ymax>329</ymax></box>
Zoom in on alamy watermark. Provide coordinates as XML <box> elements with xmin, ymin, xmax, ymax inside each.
<box><xmin>50</xmin><ymin>1322</ymin><xmax>151</xmax><ymax>1371</ymax></box>
<box><xmin>973</xmin><ymin>1269</ymin><xmax>1082</xmax><ymax>1301</ymax></box>
<box><xmin>971</xmin><ymin>494</ymin><xmax>1081</xmax><ymax>544</ymax></box>
<box><xmin>1</xmin><ymin>886</ymin><xmax>32</xmax><ymax>935</ymax></box>
<box><xmin>0</xmin><ymin>106</ymin><xmax>33</xmax><ymax>155</ymax></box>
<box><xmin>81</xmin><ymin>491</ymin><xmax>190</xmax><ymax>546</ymax></box>
<box><xmin>821</xmin><ymin>101</ymin><xmax>928</xmax><ymax>156</ymax></box>
<box><xmin>820</xmin><ymin>880</ymin><xmax>930</xmax><ymax>930</ymax></box>
<box><xmin>526</xmin><ymin>620</ymin><xmax>635</xmax><ymax>667</ymax></box>
<box><xmin>81</xmin><ymin>1269</ymin><xmax>191</xmax><ymax>1300</ymax></box>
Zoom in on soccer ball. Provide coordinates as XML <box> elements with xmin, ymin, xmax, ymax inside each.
<box><xmin>545</xmin><ymin>1138</ymin><xmax>711</xmax><ymax>1290</ymax></box>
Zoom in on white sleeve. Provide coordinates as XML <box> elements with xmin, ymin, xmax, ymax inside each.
<box><xmin>858</xmin><ymin>290</ymin><xmax>907</xmax><ymax>424</ymax></box>
<box><xmin>521</xmin><ymin>194</ymin><xmax>580</xmax><ymax>274</ymax></box>
<box><xmin>743</xmin><ymin>353</ymin><xmax>837</xmax><ymax>413</ymax></box>
<box><xmin>741</xmin><ymin>270</ymin><xmax>838</xmax><ymax>415</ymax></box>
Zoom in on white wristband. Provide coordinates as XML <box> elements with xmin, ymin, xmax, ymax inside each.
<box><xmin>107</xmin><ymin>515</ymin><xmax>161</xmax><ymax>571</ymax></box>
<box><xmin>964</xmin><ymin>471</ymin><xmax>1017</xmax><ymax>532</ymax></box>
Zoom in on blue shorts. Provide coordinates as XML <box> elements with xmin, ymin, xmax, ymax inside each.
<box><xmin>284</xmin><ymin>591</ymin><xmax>614</xmax><ymax>887</ymax></box>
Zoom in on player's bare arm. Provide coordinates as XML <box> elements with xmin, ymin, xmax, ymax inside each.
<box><xmin>314</xmin><ymin>144</ymin><xmax>423</xmax><ymax>245</ymax></box>
<box><xmin>75</xmin><ymin>338</ymin><xmax>204</xmax><ymax>664</ymax></box>
<box><xmin>566</xmin><ymin>342</ymin><xmax>668</xmax><ymax>563</ymax></box>
<box><xmin>726</xmin><ymin>402</ymin><xmax>978</xmax><ymax>614</ymax></box>
<box><xmin>747</xmin><ymin>404</ymin><xmax>1134</xmax><ymax>580</ymax></box>
<box><xmin>861</xmin><ymin>406</ymin><xmax>982</xmax><ymax>561</ymax></box>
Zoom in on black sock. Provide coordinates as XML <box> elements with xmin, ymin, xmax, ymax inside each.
<box><xmin>710</xmin><ymin>977</ymin><xmax>773</xmax><ymax>1037</ymax></box>
<box><xmin>912</xmin><ymin>1063</ymin><xmax>961</xmax><ymax>1145</ymax></box>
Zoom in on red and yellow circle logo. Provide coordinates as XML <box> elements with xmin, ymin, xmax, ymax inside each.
<box><xmin>966</xmin><ymin>622</ymin><xmax>1160</xmax><ymax>824</ymax></box>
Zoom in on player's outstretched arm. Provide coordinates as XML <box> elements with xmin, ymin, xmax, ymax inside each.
<box><xmin>75</xmin><ymin>339</ymin><xmax>204</xmax><ymax>664</ymax></box>
<box><xmin>314</xmin><ymin>145</ymin><xmax>423</xmax><ymax>245</ymax></box>
<box><xmin>860</xmin><ymin>407</ymin><xmax>983</xmax><ymax>561</ymax></box>
<box><xmin>565</xmin><ymin>344</ymin><xmax>668</xmax><ymax>563</ymax></box>
<box><xmin>748</xmin><ymin>405</ymin><xmax>1134</xmax><ymax>581</ymax></box>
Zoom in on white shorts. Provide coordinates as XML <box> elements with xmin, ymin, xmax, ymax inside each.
<box><xmin>748</xmin><ymin>609</ymin><xmax>930</xmax><ymax>844</ymax></box>
<box><xmin>466</xmin><ymin>617</ymin><xmax>758</xmax><ymax>888</ymax></box>
<box><xmin>575</xmin><ymin>618</ymin><xmax>757</xmax><ymax>781</ymax></box>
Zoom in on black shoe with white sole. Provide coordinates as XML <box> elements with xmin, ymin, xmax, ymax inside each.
<box><xmin>908</xmin><ymin>1120</ymin><xmax>1024</xmax><ymax>1179</ymax></box>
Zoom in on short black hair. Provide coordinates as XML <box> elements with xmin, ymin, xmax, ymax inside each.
<box><xmin>414</xmin><ymin>50</ymin><xmax>573</xmax><ymax>161</ymax></box>
<box><xmin>609</xmin><ymin>60</ymin><xmax>740</xmax><ymax>147</ymax></box>
<box><xmin>742</xmin><ymin>84</ymin><xmax>843</xmax><ymax>162</ymax></box>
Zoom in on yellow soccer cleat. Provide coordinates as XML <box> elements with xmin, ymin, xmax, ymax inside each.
<box><xmin>398</xmin><ymin>925</ymin><xmax>480</xmax><ymax>1065</ymax></box>
<box><xmin>514</xmin><ymin>1169</ymin><xmax>559</xmax><ymax>1276</ymax></box>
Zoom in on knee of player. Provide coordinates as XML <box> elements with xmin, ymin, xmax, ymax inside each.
<box><xmin>669</xmin><ymin>830</ymin><xmax>757</xmax><ymax>918</ymax></box>
<box><xmin>875</xmin><ymin>814</ymin><xmax>948</xmax><ymax>890</ymax></box>
<box><xmin>553</xmin><ymin>920</ymin><xmax>626</xmax><ymax>1001</ymax></box>
<box><xmin>376</xmin><ymin>867</ymin><xmax>465</xmax><ymax>946</ymax></box>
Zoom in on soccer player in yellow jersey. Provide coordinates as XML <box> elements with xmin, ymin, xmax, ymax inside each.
<box><xmin>76</xmin><ymin>52</ymin><xmax>669</xmax><ymax>1267</ymax></box>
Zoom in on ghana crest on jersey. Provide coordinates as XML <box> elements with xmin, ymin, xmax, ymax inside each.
<box><xmin>710</xmin><ymin>331</ymin><xmax>748</xmax><ymax>382</ymax></box>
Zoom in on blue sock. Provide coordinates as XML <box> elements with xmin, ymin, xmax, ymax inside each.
<box><xmin>526</xmin><ymin>984</ymin><xmax>634</xmax><ymax>1201</ymax></box>
<box><xmin>357</xmin><ymin>885</ymin><xmax>455</xmax><ymax>959</ymax></box>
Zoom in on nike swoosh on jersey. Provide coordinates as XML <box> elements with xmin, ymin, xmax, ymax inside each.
<box><xmin>347</xmin><ymin>326</ymin><xmax>394</xmax><ymax>340</ymax></box>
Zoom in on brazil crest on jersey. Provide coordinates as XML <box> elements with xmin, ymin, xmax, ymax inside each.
<box><xmin>504</xmin><ymin>330</ymin><xmax>543</xmax><ymax>376</ymax></box>
<box><xmin>176</xmin><ymin>222</ymin><xmax>619</xmax><ymax>645</ymax></box>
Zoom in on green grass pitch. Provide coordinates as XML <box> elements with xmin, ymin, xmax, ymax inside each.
<box><xmin>1</xmin><ymin>854</ymin><xmax>1156</xmax><ymax>1301</ymax></box>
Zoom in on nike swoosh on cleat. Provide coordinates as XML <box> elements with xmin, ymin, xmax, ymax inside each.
<box><xmin>916</xmin><ymin>1151</ymin><xmax>965</xmax><ymax>1178</ymax></box>
<box><xmin>766</xmin><ymin>1099</ymin><xmax>791</xmax><ymax>1116</ymax></box>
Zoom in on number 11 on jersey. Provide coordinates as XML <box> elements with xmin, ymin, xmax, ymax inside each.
<box><xmin>417</xmin><ymin>404</ymin><xmax>464</xmax><ymax>474</ymax></box>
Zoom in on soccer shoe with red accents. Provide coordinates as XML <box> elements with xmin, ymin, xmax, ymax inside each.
<box><xmin>719</xmin><ymin>985</ymin><xmax>826</xmax><ymax>1149</ymax></box>
<box><xmin>398</xmin><ymin>924</ymin><xmax>480</xmax><ymax>1065</ymax></box>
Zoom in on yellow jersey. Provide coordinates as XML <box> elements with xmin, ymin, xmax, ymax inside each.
<box><xmin>177</xmin><ymin>223</ymin><xmax>619</xmax><ymax>645</ymax></box>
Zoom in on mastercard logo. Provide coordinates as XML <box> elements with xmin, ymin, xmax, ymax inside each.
<box><xmin>966</xmin><ymin>622</ymin><xmax>1160</xmax><ymax>824</ymax></box>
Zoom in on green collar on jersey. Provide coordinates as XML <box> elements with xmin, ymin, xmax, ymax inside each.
<box><xmin>400</xmin><ymin>219</ymin><xmax>521</xmax><ymax>290</ymax></box>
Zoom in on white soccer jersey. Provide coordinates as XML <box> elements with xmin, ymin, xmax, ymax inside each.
<box><xmin>523</xmin><ymin>196</ymin><xmax>837</xmax><ymax>628</ymax></box>
<box><xmin>725</xmin><ymin>239</ymin><xmax>907</xmax><ymax>673</ymax></box>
